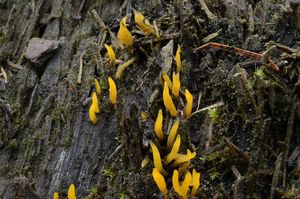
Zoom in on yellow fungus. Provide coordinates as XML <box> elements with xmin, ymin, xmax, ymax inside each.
<box><xmin>172</xmin><ymin>72</ymin><xmax>180</xmax><ymax>98</ymax></box>
<box><xmin>152</xmin><ymin>168</ymin><xmax>168</xmax><ymax>198</ymax></box>
<box><xmin>53</xmin><ymin>192</ymin><xmax>59</xmax><ymax>199</ymax></box>
<box><xmin>191</xmin><ymin>169</ymin><xmax>201</xmax><ymax>196</ymax></box>
<box><xmin>172</xmin><ymin>149</ymin><xmax>196</xmax><ymax>167</ymax></box>
<box><xmin>117</xmin><ymin>16</ymin><xmax>133</xmax><ymax>49</ymax></box>
<box><xmin>89</xmin><ymin>103</ymin><xmax>97</xmax><ymax>125</ymax></box>
<box><xmin>172</xmin><ymin>170</ymin><xmax>183</xmax><ymax>197</ymax></box>
<box><xmin>175</xmin><ymin>44</ymin><xmax>182</xmax><ymax>73</ymax></box>
<box><xmin>165</xmin><ymin>134</ymin><xmax>181</xmax><ymax>163</ymax></box>
<box><xmin>185</xmin><ymin>89</ymin><xmax>193</xmax><ymax>118</ymax></box>
<box><xmin>134</xmin><ymin>11</ymin><xmax>157</xmax><ymax>37</ymax></box>
<box><xmin>167</xmin><ymin>119</ymin><xmax>179</xmax><ymax>151</ymax></box>
<box><xmin>181</xmin><ymin>171</ymin><xmax>192</xmax><ymax>199</ymax></box>
<box><xmin>68</xmin><ymin>184</ymin><xmax>76</xmax><ymax>199</ymax></box>
<box><xmin>141</xmin><ymin>111</ymin><xmax>148</xmax><ymax>121</ymax></box>
<box><xmin>94</xmin><ymin>79</ymin><xmax>101</xmax><ymax>95</ymax></box>
<box><xmin>115</xmin><ymin>58</ymin><xmax>135</xmax><ymax>79</ymax></box>
<box><xmin>141</xmin><ymin>156</ymin><xmax>150</xmax><ymax>168</ymax></box>
<box><xmin>108</xmin><ymin>77</ymin><xmax>117</xmax><ymax>104</ymax></box>
<box><xmin>104</xmin><ymin>44</ymin><xmax>116</xmax><ymax>64</ymax></box>
<box><xmin>154</xmin><ymin>109</ymin><xmax>164</xmax><ymax>141</ymax></box>
<box><xmin>162</xmin><ymin>71</ymin><xmax>172</xmax><ymax>89</ymax></box>
<box><xmin>150</xmin><ymin>141</ymin><xmax>167</xmax><ymax>176</ymax></box>
<box><xmin>163</xmin><ymin>82</ymin><xmax>177</xmax><ymax>117</ymax></box>
<box><xmin>92</xmin><ymin>92</ymin><xmax>100</xmax><ymax>113</ymax></box>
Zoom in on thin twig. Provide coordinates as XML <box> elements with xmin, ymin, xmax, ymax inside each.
<box><xmin>189</xmin><ymin>101</ymin><xmax>224</xmax><ymax>119</ymax></box>
<box><xmin>77</xmin><ymin>50</ymin><xmax>86</xmax><ymax>84</ymax></box>
<box><xmin>0</xmin><ymin>66</ymin><xmax>8</xmax><ymax>83</ymax></box>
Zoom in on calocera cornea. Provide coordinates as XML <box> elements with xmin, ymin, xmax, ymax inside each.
<box><xmin>68</xmin><ymin>184</ymin><xmax>76</xmax><ymax>199</ymax></box>
<box><xmin>163</xmin><ymin>82</ymin><xmax>177</xmax><ymax>117</ymax></box>
<box><xmin>152</xmin><ymin>168</ymin><xmax>168</xmax><ymax>198</ymax></box>
<box><xmin>154</xmin><ymin>109</ymin><xmax>164</xmax><ymax>141</ymax></box>
<box><xmin>108</xmin><ymin>77</ymin><xmax>117</xmax><ymax>105</ymax></box>
<box><xmin>117</xmin><ymin>16</ymin><xmax>133</xmax><ymax>49</ymax></box>
<box><xmin>104</xmin><ymin>44</ymin><xmax>116</xmax><ymax>65</ymax></box>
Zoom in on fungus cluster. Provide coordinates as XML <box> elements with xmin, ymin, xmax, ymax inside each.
<box><xmin>148</xmin><ymin>44</ymin><xmax>201</xmax><ymax>198</ymax></box>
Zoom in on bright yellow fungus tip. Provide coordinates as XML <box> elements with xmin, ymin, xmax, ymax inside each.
<box><xmin>104</xmin><ymin>44</ymin><xmax>116</xmax><ymax>64</ymax></box>
<box><xmin>167</xmin><ymin>119</ymin><xmax>179</xmax><ymax>151</ymax></box>
<box><xmin>94</xmin><ymin>79</ymin><xmax>101</xmax><ymax>95</ymax></box>
<box><xmin>172</xmin><ymin>149</ymin><xmax>196</xmax><ymax>167</ymax></box>
<box><xmin>163</xmin><ymin>82</ymin><xmax>177</xmax><ymax>117</ymax></box>
<box><xmin>162</xmin><ymin>71</ymin><xmax>172</xmax><ymax>89</ymax></box>
<box><xmin>152</xmin><ymin>168</ymin><xmax>168</xmax><ymax>198</ymax></box>
<box><xmin>92</xmin><ymin>92</ymin><xmax>100</xmax><ymax>113</ymax></box>
<box><xmin>134</xmin><ymin>11</ymin><xmax>157</xmax><ymax>37</ymax></box>
<box><xmin>191</xmin><ymin>169</ymin><xmax>201</xmax><ymax>196</ymax></box>
<box><xmin>53</xmin><ymin>192</ymin><xmax>59</xmax><ymax>199</ymax></box>
<box><xmin>117</xmin><ymin>16</ymin><xmax>133</xmax><ymax>49</ymax></box>
<box><xmin>172</xmin><ymin>72</ymin><xmax>180</xmax><ymax>98</ymax></box>
<box><xmin>150</xmin><ymin>141</ymin><xmax>167</xmax><ymax>176</ymax></box>
<box><xmin>89</xmin><ymin>103</ymin><xmax>97</xmax><ymax>125</ymax></box>
<box><xmin>115</xmin><ymin>58</ymin><xmax>135</xmax><ymax>79</ymax></box>
<box><xmin>175</xmin><ymin>44</ymin><xmax>182</xmax><ymax>73</ymax></box>
<box><xmin>172</xmin><ymin>170</ymin><xmax>183</xmax><ymax>197</ymax></box>
<box><xmin>185</xmin><ymin>89</ymin><xmax>193</xmax><ymax>118</ymax></box>
<box><xmin>68</xmin><ymin>184</ymin><xmax>76</xmax><ymax>199</ymax></box>
<box><xmin>108</xmin><ymin>77</ymin><xmax>117</xmax><ymax>104</ymax></box>
<box><xmin>154</xmin><ymin>109</ymin><xmax>164</xmax><ymax>141</ymax></box>
<box><xmin>181</xmin><ymin>171</ymin><xmax>192</xmax><ymax>199</ymax></box>
<box><xmin>165</xmin><ymin>134</ymin><xmax>181</xmax><ymax>163</ymax></box>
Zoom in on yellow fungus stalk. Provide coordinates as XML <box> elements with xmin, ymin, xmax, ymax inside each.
<box><xmin>181</xmin><ymin>171</ymin><xmax>192</xmax><ymax>199</ymax></box>
<box><xmin>162</xmin><ymin>71</ymin><xmax>172</xmax><ymax>89</ymax></box>
<box><xmin>172</xmin><ymin>72</ymin><xmax>180</xmax><ymax>98</ymax></box>
<box><xmin>53</xmin><ymin>192</ymin><xmax>59</xmax><ymax>199</ymax></box>
<box><xmin>92</xmin><ymin>92</ymin><xmax>100</xmax><ymax>113</ymax></box>
<box><xmin>141</xmin><ymin>156</ymin><xmax>150</xmax><ymax>168</ymax></box>
<box><xmin>68</xmin><ymin>184</ymin><xmax>76</xmax><ymax>199</ymax></box>
<box><xmin>108</xmin><ymin>77</ymin><xmax>117</xmax><ymax>104</ymax></box>
<box><xmin>115</xmin><ymin>58</ymin><xmax>135</xmax><ymax>79</ymax></box>
<box><xmin>152</xmin><ymin>168</ymin><xmax>168</xmax><ymax>198</ymax></box>
<box><xmin>163</xmin><ymin>82</ymin><xmax>177</xmax><ymax>117</ymax></box>
<box><xmin>104</xmin><ymin>44</ymin><xmax>116</xmax><ymax>64</ymax></box>
<box><xmin>172</xmin><ymin>149</ymin><xmax>196</xmax><ymax>167</ymax></box>
<box><xmin>150</xmin><ymin>141</ymin><xmax>167</xmax><ymax>176</ymax></box>
<box><xmin>134</xmin><ymin>11</ymin><xmax>157</xmax><ymax>37</ymax></box>
<box><xmin>94</xmin><ymin>79</ymin><xmax>101</xmax><ymax>95</ymax></box>
<box><xmin>185</xmin><ymin>89</ymin><xmax>193</xmax><ymax>118</ymax></box>
<box><xmin>175</xmin><ymin>44</ymin><xmax>182</xmax><ymax>73</ymax></box>
<box><xmin>154</xmin><ymin>109</ymin><xmax>164</xmax><ymax>141</ymax></box>
<box><xmin>89</xmin><ymin>103</ymin><xmax>97</xmax><ymax>125</ymax></box>
<box><xmin>117</xmin><ymin>16</ymin><xmax>133</xmax><ymax>49</ymax></box>
<box><xmin>167</xmin><ymin>119</ymin><xmax>179</xmax><ymax>151</ymax></box>
<box><xmin>191</xmin><ymin>169</ymin><xmax>201</xmax><ymax>196</ymax></box>
<box><xmin>172</xmin><ymin>170</ymin><xmax>183</xmax><ymax>197</ymax></box>
<box><xmin>165</xmin><ymin>134</ymin><xmax>181</xmax><ymax>163</ymax></box>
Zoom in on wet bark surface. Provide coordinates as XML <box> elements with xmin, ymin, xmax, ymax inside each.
<box><xmin>0</xmin><ymin>0</ymin><xmax>299</xmax><ymax>198</ymax></box>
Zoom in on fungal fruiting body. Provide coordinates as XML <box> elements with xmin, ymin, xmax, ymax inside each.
<box><xmin>53</xmin><ymin>192</ymin><xmax>59</xmax><ymax>199</ymax></box>
<box><xmin>184</xmin><ymin>89</ymin><xmax>193</xmax><ymax>118</ymax></box>
<box><xmin>104</xmin><ymin>44</ymin><xmax>116</xmax><ymax>64</ymax></box>
<box><xmin>117</xmin><ymin>16</ymin><xmax>133</xmax><ymax>49</ymax></box>
<box><xmin>172</xmin><ymin>170</ymin><xmax>184</xmax><ymax>197</ymax></box>
<box><xmin>152</xmin><ymin>168</ymin><xmax>167</xmax><ymax>198</ymax></box>
<box><xmin>167</xmin><ymin>119</ymin><xmax>179</xmax><ymax>151</ymax></box>
<box><xmin>150</xmin><ymin>141</ymin><xmax>167</xmax><ymax>176</ymax></box>
<box><xmin>94</xmin><ymin>79</ymin><xmax>101</xmax><ymax>95</ymax></box>
<box><xmin>68</xmin><ymin>184</ymin><xmax>76</xmax><ymax>199</ymax></box>
<box><xmin>172</xmin><ymin>72</ymin><xmax>180</xmax><ymax>98</ymax></box>
<box><xmin>191</xmin><ymin>169</ymin><xmax>201</xmax><ymax>196</ymax></box>
<box><xmin>92</xmin><ymin>92</ymin><xmax>100</xmax><ymax>113</ymax></box>
<box><xmin>175</xmin><ymin>45</ymin><xmax>182</xmax><ymax>73</ymax></box>
<box><xmin>172</xmin><ymin>149</ymin><xmax>196</xmax><ymax>167</ymax></box>
<box><xmin>115</xmin><ymin>58</ymin><xmax>135</xmax><ymax>79</ymax></box>
<box><xmin>165</xmin><ymin>134</ymin><xmax>181</xmax><ymax>163</ymax></box>
<box><xmin>108</xmin><ymin>77</ymin><xmax>117</xmax><ymax>104</ymax></box>
<box><xmin>163</xmin><ymin>82</ymin><xmax>177</xmax><ymax>117</ymax></box>
<box><xmin>89</xmin><ymin>103</ymin><xmax>97</xmax><ymax>125</ymax></box>
<box><xmin>134</xmin><ymin>11</ymin><xmax>157</xmax><ymax>37</ymax></box>
<box><xmin>154</xmin><ymin>109</ymin><xmax>164</xmax><ymax>141</ymax></box>
<box><xmin>162</xmin><ymin>71</ymin><xmax>173</xmax><ymax>89</ymax></box>
<box><xmin>181</xmin><ymin>171</ymin><xmax>192</xmax><ymax>199</ymax></box>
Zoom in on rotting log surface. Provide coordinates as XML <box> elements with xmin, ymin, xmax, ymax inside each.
<box><xmin>0</xmin><ymin>0</ymin><xmax>299</xmax><ymax>198</ymax></box>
